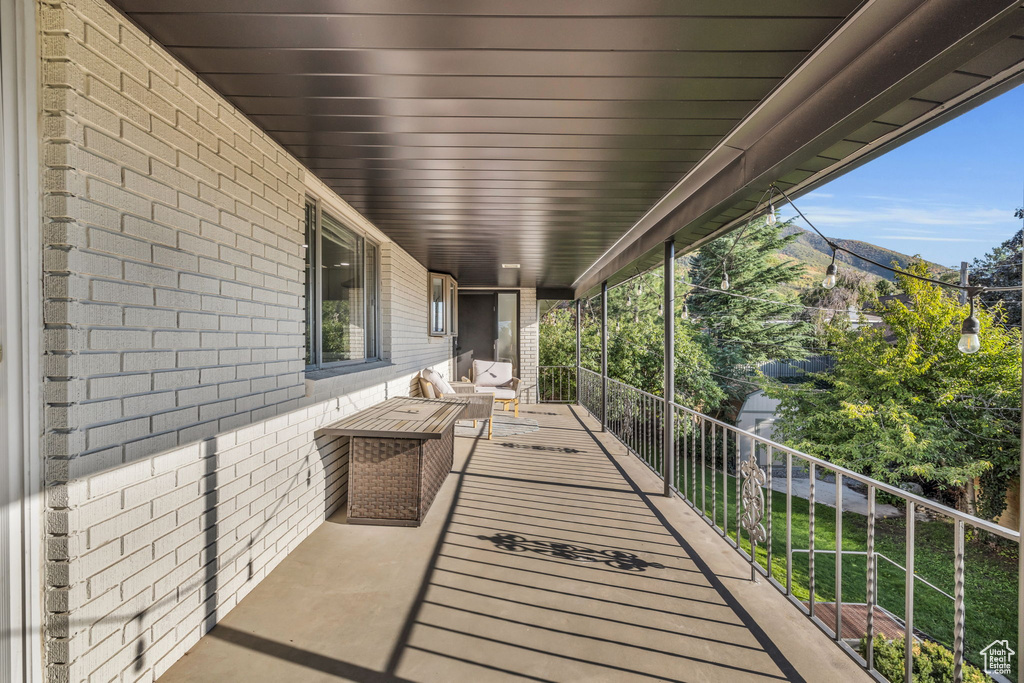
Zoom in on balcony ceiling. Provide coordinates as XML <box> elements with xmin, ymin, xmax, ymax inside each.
<box><xmin>109</xmin><ymin>0</ymin><xmax>1024</xmax><ymax>292</ymax></box>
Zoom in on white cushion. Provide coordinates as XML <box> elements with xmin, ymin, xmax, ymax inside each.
<box><xmin>473</xmin><ymin>360</ymin><xmax>514</xmax><ymax>387</ymax></box>
<box><xmin>422</xmin><ymin>368</ymin><xmax>454</xmax><ymax>396</ymax></box>
<box><xmin>474</xmin><ymin>386</ymin><xmax>516</xmax><ymax>400</ymax></box>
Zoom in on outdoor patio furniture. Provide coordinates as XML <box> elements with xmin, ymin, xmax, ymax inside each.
<box><xmin>419</xmin><ymin>368</ymin><xmax>497</xmax><ymax>439</ymax></box>
<box><xmin>321</xmin><ymin>396</ymin><xmax>468</xmax><ymax>526</ymax></box>
<box><xmin>466</xmin><ymin>360</ymin><xmax>523</xmax><ymax>417</ymax></box>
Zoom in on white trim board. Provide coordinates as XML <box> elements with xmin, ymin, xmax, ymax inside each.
<box><xmin>0</xmin><ymin>0</ymin><xmax>43</xmax><ymax>680</ymax></box>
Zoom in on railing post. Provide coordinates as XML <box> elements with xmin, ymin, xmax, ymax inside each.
<box><xmin>905</xmin><ymin>502</ymin><xmax>915</xmax><ymax>683</ymax></box>
<box><xmin>663</xmin><ymin>239</ymin><xmax>674</xmax><ymax>496</ymax></box>
<box><xmin>575</xmin><ymin>298</ymin><xmax>581</xmax><ymax>406</ymax></box>
<box><xmin>601</xmin><ymin>280</ymin><xmax>608</xmax><ymax>432</ymax></box>
<box><xmin>1019</xmin><ymin>272</ymin><xmax>1023</xmax><ymax>683</ymax></box>
<box><xmin>953</xmin><ymin>519</ymin><xmax>965</xmax><ymax>683</ymax></box>
<box><xmin>866</xmin><ymin>486</ymin><xmax>877</xmax><ymax>671</ymax></box>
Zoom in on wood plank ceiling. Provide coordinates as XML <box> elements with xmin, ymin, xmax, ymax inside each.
<box><xmin>107</xmin><ymin>0</ymin><xmax>863</xmax><ymax>288</ymax></box>
<box><xmin>107</xmin><ymin>1</ymin><xmax>1024</xmax><ymax>291</ymax></box>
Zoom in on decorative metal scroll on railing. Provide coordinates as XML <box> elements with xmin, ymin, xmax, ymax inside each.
<box><xmin>543</xmin><ymin>365</ymin><xmax>1020</xmax><ymax>683</ymax></box>
<box><xmin>740</xmin><ymin>453</ymin><xmax>767</xmax><ymax>581</ymax></box>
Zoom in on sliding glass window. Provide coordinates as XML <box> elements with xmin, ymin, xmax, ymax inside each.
<box><xmin>304</xmin><ymin>199</ymin><xmax>380</xmax><ymax>369</ymax></box>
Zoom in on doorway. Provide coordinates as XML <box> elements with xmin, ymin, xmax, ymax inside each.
<box><xmin>455</xmin><ymin>291</ymin><xmax>519</xmax><ymax>380</ymax></box>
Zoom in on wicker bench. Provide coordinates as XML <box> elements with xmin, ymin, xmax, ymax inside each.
<box><xmin>321</xmin><ymin>396</ymin><xmax>467</xmax><ymax>526</ymax></box>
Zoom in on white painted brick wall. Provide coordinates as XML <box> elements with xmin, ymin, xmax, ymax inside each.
<box><xmin>520</xmin><ymin>288</ymin><xmax>539</xmax><ymax>403</ymax></box>
<box><xmin>38</xmin><ymin>1</ymin><xmax>459</xmax><ymax>682</ymax></box>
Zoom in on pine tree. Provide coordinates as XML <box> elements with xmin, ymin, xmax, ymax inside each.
<box><xmin>970</xmin><ymin>228</ymin><xmax>1022</xmax><ymax>328</ymax></box>
<box><xmin>540</xmin><ymin>269</ymin><xmax>726</xmax><ymax>412</ymax></box>
<box><xmin>686</xmin><ymin>216</ymin><xmax>813</xmax><ymax>379</ymax></box>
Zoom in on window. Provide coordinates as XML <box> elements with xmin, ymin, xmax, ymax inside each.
<box><xmin>304</xmin><ymin>199</ymin><xmax>380</xmax><ymax>369</ymax></box>
<box><xmin>448</xmin><ymin>277</ymin><xmax>458</xmax><ymax>335</ymax></box>
<box><xmin>429</xmin><ymin>273</ymin><xmax>457</xmax><ymax>336</ymax></box>
<box><xmin>496</xmin><ymin>292</ymin><xmax>517</xmax><ymax>370</ymax></box>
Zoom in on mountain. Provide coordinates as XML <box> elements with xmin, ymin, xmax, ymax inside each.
<box><xmin>778</xmin><ymin>225</ymin><xmax>954</xmax><ymax>286</ymax></box>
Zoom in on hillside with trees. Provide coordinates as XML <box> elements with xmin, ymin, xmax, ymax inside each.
<box><xmin>779</xmin><ymin>225</ymin><xmax>953</xmax><ymax>288</ymax></box>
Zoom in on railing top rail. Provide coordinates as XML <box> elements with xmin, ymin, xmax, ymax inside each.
<box><xmin>582</xmin><ymin>368</ymin><xmax>666</xmax><ymax>402</ymax></box>
<box><xmin>670</xmin><ymin>398</ymin><xmax>1018</xmax><ymax>540</ymax></box>
<box><xmin>574</xmin><ymin>366</ymin><xmax>1018</xmax><ymax>540</ymax></box>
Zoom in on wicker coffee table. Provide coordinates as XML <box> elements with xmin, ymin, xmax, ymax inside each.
<box><xmin>321</xmin><ymin>396</ymin><xmax>468</xmax><ymax>526</ymax></box>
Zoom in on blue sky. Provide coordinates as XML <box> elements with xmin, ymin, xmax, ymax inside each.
<box><xmin>780</xmin><ymin>83</ymin><xmax>1024</xmax><ymax>268</ymax></box>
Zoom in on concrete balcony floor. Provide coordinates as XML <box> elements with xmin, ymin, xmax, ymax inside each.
<box><xmin>160</xmin><ymin>404</ymin><xmax>870</xmax><ymax>682</ymax></box>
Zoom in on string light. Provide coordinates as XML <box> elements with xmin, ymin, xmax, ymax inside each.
<box><xmin>822</xmin><ymin>249</ymin><xmax>838</xmax><ymax>290</ymax></box>
<box><xmin>771</xmin><ymin>183</ymin><xmax>1018</xmax><ymax>356</ymax></box>
<box><xmin>685</xmin><ymin>280</ymin><xmax>881</xmax><ymax>316</ymax></box>
<box><xmin>585</xmin><ymin>183</ymin><xmax>1018</xmax><ymax>358</ymax></box>
<box><xmin>958</xmin><ymin>289</ymin><xmax>981</xmax><ymax>354</ymax></box>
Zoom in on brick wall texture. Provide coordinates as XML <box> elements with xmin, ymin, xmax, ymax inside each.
<box><xmin>519</xmin><ymin>288</ymin><xmax>539</xmax><ymax>401</ymax></box>
<box><xmin>36</xmin><ymin>1</ymin><xmax>518</xmax><ymax>681</ymax></box>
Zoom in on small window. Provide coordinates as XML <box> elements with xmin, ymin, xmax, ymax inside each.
<box><xmin>304</xmin><ymin>202</ymin><xmax>317</xmax><ymax>366</ymax></box>
<box><xmin>428</xmin><ymin>273</ymin><xmax>457</xmax><ymax>337</ymax></box>
<box><xmin>304</xmin><ymin>199</ymin><xmax>380</xmax><ymax>369</ymax></box>
<box><xmin>448</xmin><ymin>277</ymin><xmax>458</xmax><ymax>336</ymax></box>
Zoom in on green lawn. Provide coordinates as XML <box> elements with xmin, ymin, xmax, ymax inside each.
<box><xmin>678</xmin><ymin>465</ymin><xmax>1017</xmax><ymax>680</ymax></box>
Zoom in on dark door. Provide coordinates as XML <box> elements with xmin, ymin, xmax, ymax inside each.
<box><xmin>456</xmin><ymin>292</ymin><xmax>496</xmax><ymax>380</ymax></box>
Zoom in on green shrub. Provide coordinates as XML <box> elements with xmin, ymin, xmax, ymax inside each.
<box><xmin>865</xmin><ymin>635</ymin><xmax>992</xmax><ymax>683</ymax></box>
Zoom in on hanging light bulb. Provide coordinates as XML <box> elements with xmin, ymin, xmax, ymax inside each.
<box><xmin>627</xmin><ymin>294</ymin><xmax>632</xmax><ymax>306</ymax></box>
<box><xmin>958</xmin><ymin>296</ymin><xmax>981</xmax><ymax>354</ymax></box>
<box><xmin>822</xmin><ymin>263</ymin><xmax>837</xmax><ymax>289</ymax></box>
<box><xmin>765</xmin><ymin>202</ymin><xmax>776</xmax><ymax>226</ymax></box>
<box><xmin>822</xmin><ymin>251</ymin><xmax>838</xmax><ymax>290</ymax></box>
<box><xmin>681</xmin><ymin>303</ymin><xmax>689</xmax><ymax>320</ymax></box>
<box><xmin>721</xmin><ymin>270</ymin><xmax>730</xmax><ymax>291</ymax></box>
<box><xmin>658</xmin><ymin>302</ymin><xmax>664</xmax><ymax>316</ymax></box>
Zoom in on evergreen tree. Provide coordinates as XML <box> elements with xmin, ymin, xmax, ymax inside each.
<box><xmin>686</xmin><ymin>216</ymin><xmax>813</xmax><ymax>384</ymax></box>
<box><xmin>970</xmin><ymin>228</ymin><xmax>1022</xmax><ymax>328</ymax></box>
<box><xmin>540</xmin><ymin>269</ymin><xmax>725</xmax><ymax>412</ymax></box>
<box><xmin>538</xmin><ymin>303</ymin><xmax>578</xmax><ymax>368</ymax></box>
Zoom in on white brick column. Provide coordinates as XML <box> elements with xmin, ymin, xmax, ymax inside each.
<box><xmin>519</xmin><ymin>288</ymin><xmax>539</xmax><ymax>403</ymax></box>
<box><xmin>36</xmin><ymin>1</ymin><xmax>454</xmax><ymax>681</ymax></box>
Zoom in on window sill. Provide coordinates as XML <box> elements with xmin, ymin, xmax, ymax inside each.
<box><xmin>304</xmin><ymin>360</ymin><xmax>398</xmax><ymax>400</ymax></box>
<box><xmin>305</xmin><ymin>359</ymin><xmax>393</xmax><ymax>384</ymax></box>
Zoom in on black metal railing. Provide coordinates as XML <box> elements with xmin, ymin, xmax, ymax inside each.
<box><xmin>537</xmin><ymin>365</ymin><xmax>578</xmax><ymax>403</ymax></box>
<box><xmin>543</xmin><ymin>365</ymin><xmax>1019</xmax><ymax>683</ymax></box>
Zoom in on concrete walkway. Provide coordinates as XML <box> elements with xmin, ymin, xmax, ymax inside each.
<box><xmin>159</xmin><ymin>404</ymin><xmax>870</xmax><ymax>682</ymax></box>
<box><xmin>770</xmin><ymin>474</ymin><xmax>903</xmax><ymax>518</ymax></box>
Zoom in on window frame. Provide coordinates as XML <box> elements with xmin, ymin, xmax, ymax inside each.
<box><xmin>448</xmin><ymin>276</ymin><xmax>458</xmax><ymax>336</ymax></box>
<box><xmin>304</xmin><ymin>196</ymin><xmax>382</xmax><ymax>371</ymax></box>
<box><xmin>428</xmin><ymin>272</ymin><xmax>458</xmax><ymax>337</ymax></box>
